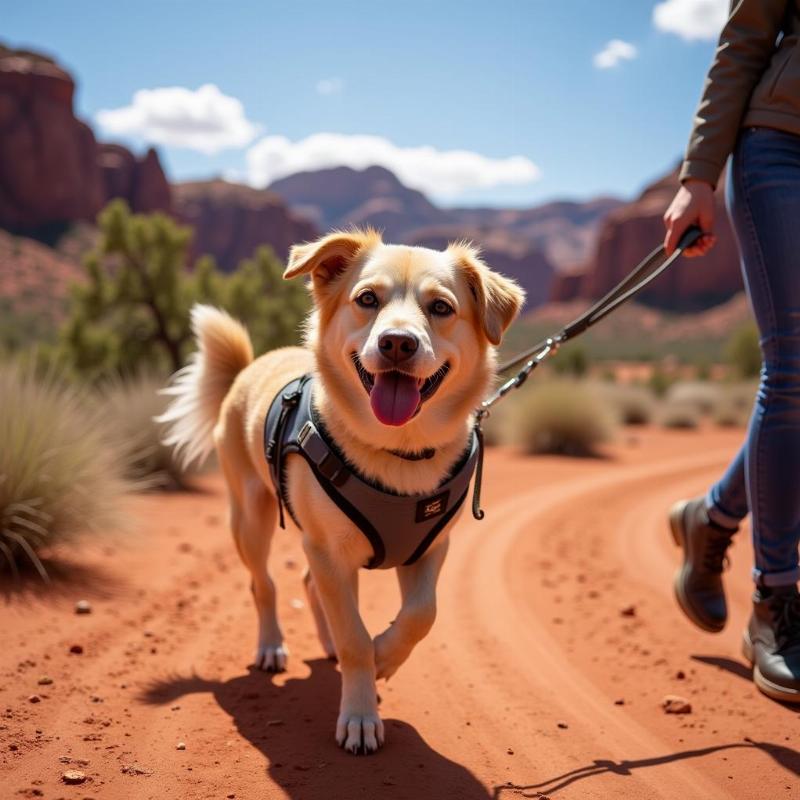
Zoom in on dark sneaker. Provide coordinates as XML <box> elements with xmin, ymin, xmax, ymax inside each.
<box><xmin>743</xmin><ymin>585</ymin><xmax>800</xmax><ymax>703</ymax></box>
<box><xmin>669</xmin><ymin>497</ymin><xmax>737</xmax><ymax>632</ymax></box>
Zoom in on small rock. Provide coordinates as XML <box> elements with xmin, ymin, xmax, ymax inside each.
<box><xmin>556</xmin><ymin>721</ymin><xmax>568</xmax><ymax>729</ymax></box>
<box><xmin>75</xmin><ymin>600</ymin><xmax>92</xmax><ymax>615</ymax></box>
<box><xmin>69</xmin><ymin>644</ymin><xmax>84</xmax><ymax>655</ymax></box>
<box><xmin>662</xmin><ymin>695</ymin><xmax>692</xmax><ymax>714</ymax></box>
<box><xmin>176</xmin><ymin>742</ymin><xmax>186</xmax><ymax>750</ymax></box>
<box><xmin>62</xmin><ymin>770</ymin><xmax>86</xmax><ymax>784</ymax></box>
<box><xmin>620</xmin><ymin>605</ymin><xmax>636</xmax><ymax>617</ymax></box>
<box><xmin>28</xmin><ymin>695</ymin><xmax>41</xmax><ymax>704</ymax></box>
<box><xmin>614</xmin><ymin>698</ymin><xmax>625</xmax><ymax>705</ymax></box>
<box><xmin>290</xmin><ymin>598</ymin><xmax>304</xmax><ymax>609</ymax></box>
<box><xmin>121</xmin><ymin>763</ymin><xmax>152</xmax><ymax>776</ymax></box>
<box><xmin>675</xmin><ymin>670</ymin><xmax>686</xmax><ymax>680</ymax></box>
<box><xmin>37</xmin><ymin>676</ymin><xmax>53</xmax><ymax>686</ymax></box>
<box><xmin>507</xmin><ymin>748</ymin><xmax>514</xmax><ymax>755</ymax></box>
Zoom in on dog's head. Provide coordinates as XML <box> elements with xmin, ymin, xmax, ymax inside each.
<box><xmin>284</xmin><ymin>229</ymin><xmax>524</xmax><ymax>442</ymax></box>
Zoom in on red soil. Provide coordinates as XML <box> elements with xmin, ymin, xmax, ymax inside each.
<box><xmin>2</xmin><ymin>426</ymin><xmax>798</xmax><ymax>799</ymax></box>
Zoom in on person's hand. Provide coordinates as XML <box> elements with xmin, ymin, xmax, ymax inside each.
<box><xmin>663</xmin><ymin>179</ymin><xmax>717</xmax><ymax>257</ymax></box>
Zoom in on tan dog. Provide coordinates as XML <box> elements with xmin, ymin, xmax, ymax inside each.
<box><xmin>159</xmin><ymin>230</ymin><xmax>524</xmax><ymax>753</ymax></box>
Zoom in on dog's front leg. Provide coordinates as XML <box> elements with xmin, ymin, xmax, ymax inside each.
<box><xmin>374</xmin><ymin>537</ymin><xmax>448</xmax><ymax>681</ymax></box>
<box><xmin>303</xmin><ymin>540</ymin><xmax>383</xmax><ymax>754</ymax></box>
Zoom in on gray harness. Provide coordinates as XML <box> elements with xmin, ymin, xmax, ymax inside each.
<box><xmin>263</xmin><ymin>375</ymin><xmax>479</xmax><ymax>569</ymax></box>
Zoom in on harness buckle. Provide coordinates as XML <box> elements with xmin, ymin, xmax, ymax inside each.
<box><xmin>298</xmin><ymin>421</ymin><xmax>348</xmax><ymax>486</ymax></box>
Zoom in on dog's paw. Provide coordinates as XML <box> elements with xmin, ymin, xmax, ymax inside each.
<box><xmin>254</xmin><ymin>644</ymin><xmax>288</xmax><ymax>672</ymax></box>
<box><xmin>335</xmin><ymin>711</ymin><xmax>384</xmax><ymax>754</ymax></box>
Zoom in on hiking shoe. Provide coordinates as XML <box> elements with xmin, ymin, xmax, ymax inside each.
<box><xmin>742</xmin><ymin>585</ymin><xmax>800</xmax><ymax>703</ymax></box>
<box><xmin>669</xmin><ymin>497</ymin><xmax>737</xmax><ymax>632</ymax></box>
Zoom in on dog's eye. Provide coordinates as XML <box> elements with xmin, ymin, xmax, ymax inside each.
<box><xmin>356</xmin><ymin>290</ymin><xmax>379</xmax><ymax>309</ymax></box>
<box><xmin>430</xmin><ymin>299</ymin><xmax>454</xmax><ymax>317</ymax></box>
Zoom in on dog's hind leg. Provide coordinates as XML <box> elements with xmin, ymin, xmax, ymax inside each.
<box><xmin>226</xmin><ymin>467</ymin><xmax>287</xmax><ymax>673</ymax></box>
<box><xmin>303</xmin><ymin>569</ymin><xmax>336</xmax><ymax>660</ymax></box>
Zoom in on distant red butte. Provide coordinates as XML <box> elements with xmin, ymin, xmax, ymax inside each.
<box><xmin>0</xmin><ymin>44</ymin><xmax>170</xmax><ymax>232</ymax></box>
<box><xmin>553</xmin><ymin>167</ymin><xmax>742</xmax><ymax>311</ymax></box>
<box><xmin>173</xmin><ymin>180</ymin><xmax>317</xmax><ymax>269</ymax></box>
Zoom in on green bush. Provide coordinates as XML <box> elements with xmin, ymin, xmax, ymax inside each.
<box><xmin>665</xmin><ymin>381</ymin><xmax>722</xmax><ymax>415</ymax></box>
<box><xmin>726</xmin><ymin>322</ymin><xmax>761</xmax><ymax>378</ymax></box>
<box><xmin>0</xmin><ymin>361</ymin><xmax>130</xmax><ymax>578</ymax></box>
<box><xmin>552</xmin><ymin>343</ymin><xmax>588</xmax><ymax>378</ymax></box>
<box><xmin>507</xmin><ymin>380</ymin><xmax>616</xmax><ymax>457</ymax></box>
<box><xmin>96</xmin><ymin>373</ymin><xmax>201</xmax><ymax>489</ymax></box>
<box><xmin>60</xmin><ymin>200</ymin><xmax>309</xmax><ymax>379</ymax></box>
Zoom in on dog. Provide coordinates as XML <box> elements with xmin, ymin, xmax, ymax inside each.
<box><xmin>159</xmin><ymin>229</ymin><xmax>524</xmax><ymax>753</ymax></box>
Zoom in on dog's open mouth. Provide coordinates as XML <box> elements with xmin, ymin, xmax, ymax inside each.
<box><xmin>351</xmin><ymin>353</ymin><xmax>450</xmax><ymax>426</ymax></box>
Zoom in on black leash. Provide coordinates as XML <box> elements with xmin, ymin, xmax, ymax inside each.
<box><xmin>470</xmin><ymin>225</ymin><xmax>703</xmax><ymax>520</ymax></box>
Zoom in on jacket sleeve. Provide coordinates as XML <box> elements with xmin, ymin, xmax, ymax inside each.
<box><xmin>680</xmin><ymin>0</ymin><xmax>788</xmax><ymax>186</ymax></box>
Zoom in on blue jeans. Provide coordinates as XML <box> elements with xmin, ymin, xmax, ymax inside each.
<box><xmin>708</xmin><ymin>127</ymin><xmax>800</xmax><ymax>588</ymax></box>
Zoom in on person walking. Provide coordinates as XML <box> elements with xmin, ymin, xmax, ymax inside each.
<box><xmin>664</xmin><ymin>0</ymin><xmax>800</xmax><ymax>702</ymax></box>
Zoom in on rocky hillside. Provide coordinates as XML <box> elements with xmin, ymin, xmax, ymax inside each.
<box><xmin>553</xmin><ymin>167</ymin><xmax>742</xmax><ymax>310</ymax></box>
<box><xmin>173</xmin><ymin>181</ymin><xmax>316</xmax><ymax>268</ymax></box>
<box><xmin>0</xmin><ymin>44</ymin><xmax>170</xmax><ymax>231</ymax></box>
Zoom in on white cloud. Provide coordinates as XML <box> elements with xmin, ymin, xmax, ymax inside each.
<box><xmin>96</xmin><ymin>84</ymin><xmax>259</xmax><ymax>155</ymax></box>
<box><xmin>593</xmin><ymin>39</ymin><xmax>638</xmax><ymax>69</ymax></box>
<box><xmin>653</xmin><ymin>0</ymin><xmax>728</xmax><ymax>41</ymax></box>
<box><xmin>316</xmin><ymin>77</ymin><xmax>344</xmax><ymax>96</ymax></box>
<box><xmin>244</xmin><ymin>132</ymin><xmax>540</xmax><ymax>198</ymax></box>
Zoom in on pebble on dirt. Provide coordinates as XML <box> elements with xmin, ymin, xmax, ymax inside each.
<box><xmin>28</xmin><ymin>695</ymin><xmax>41</xmax><ymax>703</ymax></box>
<box><xmin>662</xmin><ymin>695</ymin><xmax>692</xmax><ymax>714</ymax></box>
<box><xmin>75</xmin><ymin>600</ymin><xmax>92</xmax><ymax>615</ymax></box>
<box><xmin>61</xmin><ymin>770</ymin><xmax>86</xmax><ymax>784</ymax></box>
<box><xmin>69</xmin><ymin>644</ymin><xmax>84</xmax><ymax>655</ymax></box>
<box><xmin>37</xmin><ymin>676</ymin><xmax>53</xmax><ymax>686</ymax></box>
<box><xmin>176</xmin><ymin>742</ymin><xmax>186</xmax><ymax>750</ymax></box>
<box><xmin>620</xmin><ymin>605</ymin><xmax>636</xmax><ymax>617</ymax></box>
<box><xmin>557</xmin><ymin>721</ymin><xmax>569</xmax><ymax>729</ymax></box>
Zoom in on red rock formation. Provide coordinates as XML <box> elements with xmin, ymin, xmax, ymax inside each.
<box><xmin>564</xmin><ymin>167</ymin><xmax>741</xmax><ymax>310</ymax></box>
<box><xmin>173</xmin><ymin>180</ymin><xmax>317</xmax><ymax>269</ymax></box>
<box><xmin>98</xmin><ymin>144</ymin><xmax>171</xmax><ymax>214</ymax></box>
<box><xmin>0</xmin><ymin>45</ymin><xmax>104</xmax><ymax>229</ymax></box>
<box><xmin>0</xmin><ymin>45</ymin><xmax>172</xmax><ymax>231</ymax></box>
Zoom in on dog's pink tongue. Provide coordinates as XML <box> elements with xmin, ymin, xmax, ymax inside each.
<box><xmin>370</xmin><ymin>372</ymin><xmax>421</xmax><ymax>426</ymax></box>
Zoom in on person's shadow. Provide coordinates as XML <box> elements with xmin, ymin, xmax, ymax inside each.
<box><xmin>140</xmin><ymin>658</ymin><xmax>490</xmax><ymax>799</ymax></box>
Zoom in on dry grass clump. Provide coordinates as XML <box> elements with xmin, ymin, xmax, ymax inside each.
<box><xmin>96</xmin><ymin>373</ymin><xmax>201</xmax><ymax>489</ymax></box>
<box><xmin>0</xmin><ymin>361</ymin><xmax>130</xmax><ymax>578</ymax></box>
<box><xmin>601</xmin><ymin>383</ymin><xmax>656</xmax><ymax>426</ymax></box>
<box><xmin>498</xmin><ymin>380</ymin><xmax>617</xmax><ymax>457</ymax></box>
<box><xmin>659</xmin><ymin>401</ymin><xmax>700</xmax><ymax>430</ymax></box>
<box><xmin>665</xmin><ymin>381</ymin><xmax>722</xmax><ymax>415</ymax></box>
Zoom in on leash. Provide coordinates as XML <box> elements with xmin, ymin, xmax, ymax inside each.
<box><xmin>470</xmin><ymin>225</ymin><xmax>703</xmax><ymax>520</ymax></box>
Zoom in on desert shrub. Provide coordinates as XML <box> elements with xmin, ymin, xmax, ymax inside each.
<box><xmin>659</xmin><ymin>402</ymin><xmax>700</xmax><ymax>430</ymax></box>
<box><xmin>552</xmin><ymin>343</ymin><xmax>588</xmax><ymax>378</ymax></box>
<box><xmin>601</xmin><ymin>383</ymin><xmax>655</xmax><ymax>426</ymax></box>
<box><xmin>508</xmin><ymin>380</ymin><xmax>617</xmax><ymax>457</ymax></box>
<box><xmin>0</xmin><ymin>361</ymin><xmax>130</xmax><ymax>578</ymax></box>
<box><xmin>665</xmin><ymin>381</ymin><xmax>722</xmax><ymax>415</ymax></box>
<box><xmin>713</xmin><ymin>402</ymin><xmax>748</xmax><ymax>428</ymax></box>
<box><xmin>95</xmin><ymin>373</ymin><xmax>200</xmax><ymax>489</ymax></box>
<box><xmin>648</xmin><ymin>367</ymin><xmax>673</xmax><ymax>398</ymax></box>
<box><xmin>60</xmin><ymin>200</ymin><xmax>309</xmax><ymax>379</ymax></box>
<box><xmin>726</xmin><ymin>322</ymin><xmax>761</xmax><ymax>378</ymax></box>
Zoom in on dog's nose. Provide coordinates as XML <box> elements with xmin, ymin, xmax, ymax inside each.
<box><xmin>378</xmin><ymin>329</ymin><xmax>419</xmax><ymax>363</ymax></box>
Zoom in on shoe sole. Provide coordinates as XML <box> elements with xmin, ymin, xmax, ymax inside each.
<box><xmin>742</xmin><ymin>630</ymin><xmax>800</xmax><ymax>704</ymax></box>
<box><xmin>669</xmin><ymin>500</ymin><xmax>725</xmax><ymax>634</ymax></box>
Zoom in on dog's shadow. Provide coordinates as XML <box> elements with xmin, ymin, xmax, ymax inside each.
<box><xmin>140</xmin><ymin>658</ymin><xmax>490</xmax><ymax>799</ymax></box>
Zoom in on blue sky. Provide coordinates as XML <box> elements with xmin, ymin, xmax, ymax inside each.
<box><xmin>6</xmin><ymin>0</ymin><xmax>727</xmax><ymax>206</ymax></box>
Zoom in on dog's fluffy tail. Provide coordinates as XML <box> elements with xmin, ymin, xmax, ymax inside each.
<box><xmin>158</xmin><ymin>304</ymin><xmax>254</xmax><ymax>468</ymax></box>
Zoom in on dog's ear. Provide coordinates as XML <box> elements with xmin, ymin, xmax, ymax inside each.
<box><xmin>283</xmin><ymin>230</ymin><xmax>380</xmax><ymax>285</ymax></box>
<box><xmin>451</xmin><ymin>243</ymin><xmax>526</xmax><ymax>346</ymax></box>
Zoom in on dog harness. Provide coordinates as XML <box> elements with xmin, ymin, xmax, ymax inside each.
<box><xmin>263</xmin><ymin>375</ymin><xmax>480</xmax><ymax>569</ymax></box>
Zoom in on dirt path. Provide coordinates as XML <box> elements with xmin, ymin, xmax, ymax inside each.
<box><xmin>2</xmin><ymin>427</ymin><xmax>798</xmax><ymax>799</ymax></box>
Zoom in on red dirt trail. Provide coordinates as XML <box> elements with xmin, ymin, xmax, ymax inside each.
<box><xmin>2</xmin><ymin>426</ymin><xmax>798</xmax><ymax>799</ymax></box>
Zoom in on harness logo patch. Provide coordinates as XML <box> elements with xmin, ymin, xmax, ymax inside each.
<box><xmin>416</xmin><ymin>490</ymin><xmax>450</xmax><ymax>523</ymax></box>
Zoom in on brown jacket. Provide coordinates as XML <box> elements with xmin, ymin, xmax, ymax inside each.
<box><xmin>681</xmin><ymin>0</ymin><xmax>800</xmax><ymax>186</ymax></box>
